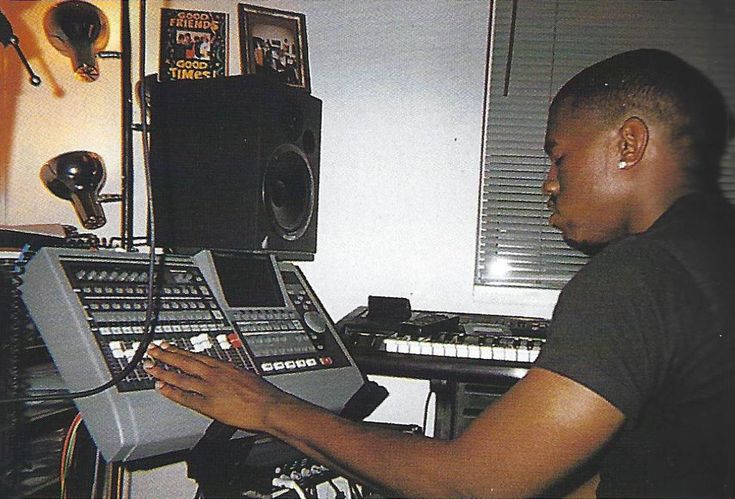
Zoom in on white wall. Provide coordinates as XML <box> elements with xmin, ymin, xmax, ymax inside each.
<box><xmin>1</xmin><ymin>0</ymin><xmax>557</xmax><ymax>317</ymax></box>
<box><xmin>0</xmin><ymin>0</ymin><xmax>124</xmax><ymax>239</ymax></box>
<box><xmin>1</xmin><ymin>1</ymin><xmax>558</xmax><ymax>496</ymax></box>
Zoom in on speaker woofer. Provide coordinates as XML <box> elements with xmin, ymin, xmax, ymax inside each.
<box><xmin>262</xmin><ymin>144</ymin><xmax>314</xmax><ymax>241</ymax></box>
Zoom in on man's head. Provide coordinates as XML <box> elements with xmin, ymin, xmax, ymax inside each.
<box><xmin>543</xmin><ymin>49</ymin><xmax>732</xmax><ymax>253</ymax></box>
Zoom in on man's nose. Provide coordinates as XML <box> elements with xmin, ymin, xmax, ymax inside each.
<box><xmin>542</xmin><ymin>166</ymin><xmax>559</xmax><ymax>196</ymax></box>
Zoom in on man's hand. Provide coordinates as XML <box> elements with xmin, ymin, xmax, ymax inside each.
<box><xmin>143</xmin><ymin>341</ymin><xmax>299</xmax><ymax>431</ymax></box>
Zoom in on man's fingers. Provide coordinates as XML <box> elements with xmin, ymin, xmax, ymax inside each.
<box><xmin>155</xmin><ymin>380</ymin><xmax>208</xmax><ymax>412</ymax></box>
<box><xmin>146</xmin><ymin>342</ymin><xmax>220</xmax><ymax>374</ymax></box>
<box><xmin>162</xmin><ymin>343</ymin><xmax>224</xmax><ymax>368</ymax></box>
<box><xmin>144</xmin><ymin>362</ymin><xmax>207</xmax><ymax>395</ymax></box>
<box><xmin>152</xmin><ymin>341</ymin><xmax>229</xmax><ymax>367</ymax></box>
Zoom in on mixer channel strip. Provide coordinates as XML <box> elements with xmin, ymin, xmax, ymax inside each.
<box><xmin>64</xmin><ymin>257</ymin><xmax>258</xmax><ymax>392</ymax></box>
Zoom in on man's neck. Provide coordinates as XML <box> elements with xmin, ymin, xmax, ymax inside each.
<box><xmin>627</xmin><ymin>185</ymin><xmax>697</xmax><ymax>234</ymax></box>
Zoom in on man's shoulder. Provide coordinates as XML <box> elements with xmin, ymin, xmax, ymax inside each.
<box><xmin>574</xmin><ymin>235</ymin><xmax>672</xmax><ymax>285</ymax></box>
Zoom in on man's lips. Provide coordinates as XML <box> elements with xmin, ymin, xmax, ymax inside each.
<box><xmin>546</xmin><ymin>199</ymin><xmax>559</xmax><ymax>226</ymax></box>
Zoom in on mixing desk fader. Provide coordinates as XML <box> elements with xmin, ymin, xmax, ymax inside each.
<box><xmin>20</xmin><ymin>247</ymin><xmax>364</xmax><ymax>462</ymax></box>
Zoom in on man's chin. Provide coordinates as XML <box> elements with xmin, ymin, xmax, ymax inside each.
<box><xmin>552</xmin><ymin>217</ymin><xmax>608</xmax><ymax>255</ymax></box>
<box><xmin>562</xmin><ymin>235</ymin><xmax>606</xmax><ymax>256</ymax></box>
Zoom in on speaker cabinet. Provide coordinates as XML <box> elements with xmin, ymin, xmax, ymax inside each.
<box><xmin>149</xmin><ymin>75</ymin><xmax>321</xmax><ymax>260</ymax></box>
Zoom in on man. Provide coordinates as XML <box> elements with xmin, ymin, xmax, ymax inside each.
<box><xmin>144</xmin><ymin>49</ymin><xmax>734</xmax><ymax>497</ymax></box>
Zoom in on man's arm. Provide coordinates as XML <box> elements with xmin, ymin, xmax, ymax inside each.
<box><xmin>144</xmin><ymin>342</ymin><xmax>624</xmax><ymax>497</ymax></box>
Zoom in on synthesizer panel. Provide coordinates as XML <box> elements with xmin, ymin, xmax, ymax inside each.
<box><xmin>20</xmin><ymin>247</ymin><xmax>364</xmax><ymax>462</ymax></box>
<box><xmin>338</xmin><ymin>306</ymin><xmax>549</xmax><ymax>383</ymax></box>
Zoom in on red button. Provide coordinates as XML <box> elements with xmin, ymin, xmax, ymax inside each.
<box><xmin>319</xmin><ymin>356</ymin><xmax>333</xmax><ymax>366</ymax></box>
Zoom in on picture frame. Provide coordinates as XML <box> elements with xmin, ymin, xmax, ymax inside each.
<box><xmin>238</xmin><ymin>3</ymin><xmax>310</xmax><ymax>93</ymax></box>
<box><xmin>159</xmin><ymin>8</ymin><xmax>228</xmax><ymax>81</ymax></box>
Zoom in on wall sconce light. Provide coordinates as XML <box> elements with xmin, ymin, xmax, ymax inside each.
<box><xmin>40</xmin><ymin>151</ymin><xmax>115</xmax><ymax>230</ymax></box>
<box><xmin>44</xmin><ymin>0</ymin><xmax>109</xmax><ymax>82</ymax></box>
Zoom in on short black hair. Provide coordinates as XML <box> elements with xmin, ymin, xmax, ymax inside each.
<box><xmin>551</xmin><ymin>48</ymin><xmax>733</xmax><ymax>191</ymax></box>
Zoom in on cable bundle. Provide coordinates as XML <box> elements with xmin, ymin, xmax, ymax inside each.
<box><xmin>0</xmin><ymin>246</ymin><xmax>35</xmax><ymax>494</ymax></box>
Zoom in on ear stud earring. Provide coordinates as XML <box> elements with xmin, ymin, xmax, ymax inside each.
<box><xmin>618</xmin><ymin>160</ymin><xmax>627</xmax><ymax>169</ymax></box>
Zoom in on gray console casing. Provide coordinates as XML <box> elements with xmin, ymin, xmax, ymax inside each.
<box><xmin>20</xmin><ymin>247</ymin><xmax>364</xmax><ymax>462</ymax></box>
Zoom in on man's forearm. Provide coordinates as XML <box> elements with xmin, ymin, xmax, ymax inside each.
<box><xmin>143</xmin><ymin>342</ymin><xmax>473</xmax><ymax>495</ymax></box>
<box><xmin>264</xmin><ymin>399</ymin><xmax>470</xmax><ymax>498</ymax></box>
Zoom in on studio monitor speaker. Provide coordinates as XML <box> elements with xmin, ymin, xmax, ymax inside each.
<box><xmin>148</xmin><ymin>75</ymin><xmax>321</xmax><ymax>260</ymax></box>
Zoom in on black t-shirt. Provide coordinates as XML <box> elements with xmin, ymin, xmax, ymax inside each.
<box><xmin>536</xmin><ymin>193</ymin><xmax>735</xmax><ymax>497</ymax></box>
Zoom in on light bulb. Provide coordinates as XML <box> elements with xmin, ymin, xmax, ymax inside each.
<box><xmin>44</xmin><ymin>1</ymin><xmax>109</xmax><ymax>82</ymax></box>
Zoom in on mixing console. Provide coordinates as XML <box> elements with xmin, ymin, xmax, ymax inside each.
<box><xmin>20</xmin><ymin>248</ymin><xmax>364</xmax><ymax>462</ymax></box>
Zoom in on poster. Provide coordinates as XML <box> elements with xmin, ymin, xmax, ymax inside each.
<box><xmin>159</xmin><ymin>8</ymin><xmax>228</xmax><ymax>81</ymax></box>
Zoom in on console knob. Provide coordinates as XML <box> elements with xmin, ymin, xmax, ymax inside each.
<box><xmin>303</xmin><ymin>311</ymin><xmax>326</xmax><ymax>333</ymax></box>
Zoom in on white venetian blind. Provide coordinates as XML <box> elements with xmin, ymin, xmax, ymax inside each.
<box><xmin>476</xmin><ymin>0</ymin><xmax>735</xmax><ymax>289</ymax></box>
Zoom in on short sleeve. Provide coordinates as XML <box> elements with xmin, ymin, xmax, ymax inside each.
<box><xmin>535</xmin><ymin>240</ymin><xmax>698</xmax><ymax>420</ymax></box>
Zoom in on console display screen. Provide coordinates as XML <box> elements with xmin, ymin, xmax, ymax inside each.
<box><xmin>212</xmin><ymin>254</ymin><xmax>285</xmax><ymax>308</ymax></box>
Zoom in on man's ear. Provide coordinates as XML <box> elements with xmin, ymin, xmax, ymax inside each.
<box><xmin>618</xmin><ymin>116</ymin><xmax>649</xmax><ymax>168</ymax></box>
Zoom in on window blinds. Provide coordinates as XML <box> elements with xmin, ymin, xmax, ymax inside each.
<box><xmin>476</xmin><ymin>0</ymin><xmax>735</xmax><ymax>289</ymax></box>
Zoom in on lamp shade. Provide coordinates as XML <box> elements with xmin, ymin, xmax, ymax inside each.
<box><xmin>44</xmin><ymin>1</ymin><xmax>109</xmax><ymax>82</ymax></box>
<box><xmin>41</xmin><ymin>150</ymin><xmax>107</xmax><ymax>229</ymax></box>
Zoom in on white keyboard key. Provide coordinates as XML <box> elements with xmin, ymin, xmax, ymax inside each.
<box><xmin>430</xmin><ymin>343</ymin><xmax>446</xmax><ymax>356</ymax></box>
<box><xmin>480</xmin><ymin>345</ymin><xmax>494</xmax><ymax>359</ymax></box>
<box><xmin>518</xmin><ymin>349</ymin><xmax>531</xmax><ymax>363</ymax></box>
<box><xmin>383</xmin><ymin>339</ymin><xmax>399</xmax><ymax>353</ymax></box>
<box><xmin>467</xmin><ymin>345</ymin><xmax>481</xmax><ymax>359</ymax></box>
<box><xmin>530</xmin><ymin>348</ymin><xmax>541</xmax><ymax>362</ymax></box>
<box><xmin>396</xmin><ymin>340</ymin><xmax>411</xmax><ymax>354</ymax></box>
<box><xmin>408</xmin><ymin>341</ymin><xmax>422</xmax><ymax>355</ymax></box>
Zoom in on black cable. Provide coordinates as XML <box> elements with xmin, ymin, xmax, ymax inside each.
<box><xmin>0</xmin><ymin>0</ymin><xmax>157</xmax><ymax>405</ymax></box>
<box><xmin>121</xmin><ymin>0</ymin><xmax>134</xmax><ymax>250</ymax></box>
<box><xmin>422</xmin><ymin>387</ymin><xmax>435</xmax><ymax>436</ymax></box>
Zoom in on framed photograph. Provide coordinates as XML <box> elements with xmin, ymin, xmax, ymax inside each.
<box><xmin>238</xmin><ymin>3</ymin><xmax>310</xmax><ymax>92</ymax></box>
